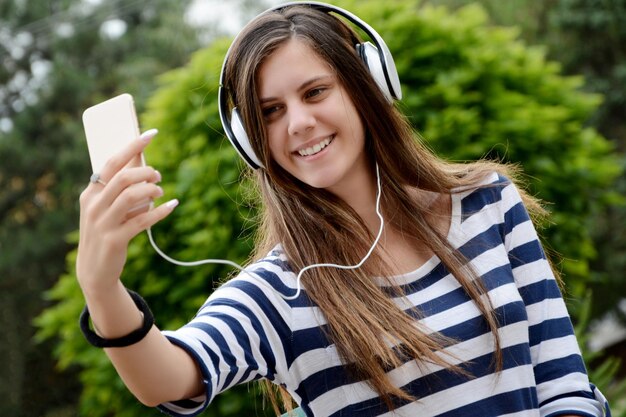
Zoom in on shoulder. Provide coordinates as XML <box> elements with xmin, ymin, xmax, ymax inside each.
<box><xmin>208</xmin><ymin>246</ymin><xmax>301</xmax><ymax>306</ymax></box>
<box><xmin>454</xmin><ymin>172</ymin><xmax>521</xmax><ymax>221</ymax></box>
<box><xmin>188</xmin><ymin>247</ymin><xmax>300</xmax><ymax>340</ymax></box>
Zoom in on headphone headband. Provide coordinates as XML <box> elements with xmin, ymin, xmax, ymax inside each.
<box><xmin>218</xmin><ymin>1</ymin><xmax>401</xmax><ymax>170</ymax></box>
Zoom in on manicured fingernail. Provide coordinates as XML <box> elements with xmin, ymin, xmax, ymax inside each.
<box><xmin>155</xmin><ymin>170</ymin><xmax>162</xmax><ymax>183</ymax></box>
<box><xmin>165</xmin><ymin>199</ymin><xmax>179</xmax><ymax>209</ymax></box>
<box><xmin>156</xmin><ymin>186</ymin><xmax>164</xmax><ymax>197</ymax></box>
<box><xmin>140</xmin><ymin>128</ymin><xmax>158</xmax><ymax>142</ymax></box>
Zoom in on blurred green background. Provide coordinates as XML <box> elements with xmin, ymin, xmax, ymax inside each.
<box><xmin>1</xmin><ymin>0</ymin><xmax>625</xmax><ymax>415</ymax></box>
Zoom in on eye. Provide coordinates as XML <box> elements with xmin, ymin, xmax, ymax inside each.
<box><xmin>305</xmin><ymin>86</ymin><xmax>328</xmax><ymax>100</ymax></box>
<box><xmin>262</xmin><ymin>104</ymin><xmax>283</xmax><ymax>121</ymax></box>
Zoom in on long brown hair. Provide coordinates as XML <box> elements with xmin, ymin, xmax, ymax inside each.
<box><xmin>222</xmin><ymin>5</ymin><xmax>547</xmax><ymax>414</ymax></box>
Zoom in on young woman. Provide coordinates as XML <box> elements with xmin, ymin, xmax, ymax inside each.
<box><xmin>76</xmin><ymin>3</ymin><xmax>610</xmax><ymax>416</ymax></box>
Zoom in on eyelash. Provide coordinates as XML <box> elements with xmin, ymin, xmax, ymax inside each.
<box><xmin>305</xmin><ymin>87</ymin><xmax>325</xmax><ymax>99</ymax></box>
<box><xmin>262</xmin><ymin>105</ymin><xmax>281</xmax><ymax>118</ymax></box>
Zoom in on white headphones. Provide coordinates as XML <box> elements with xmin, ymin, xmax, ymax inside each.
<box><xmin>218</xmin><ymin>1</ymin><xmax>402</xmax><ymax>170</ymax></box>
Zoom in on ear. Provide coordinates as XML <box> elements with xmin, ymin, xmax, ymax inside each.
<box><xmin>229</xmin><ymin>107</ymin><xmax>265</xmax><ymax>169</ymax></box>
<box><xmin>356</xmin><ymin>41</ymin><xmax>395</xmax><ymax>103</ymax></box>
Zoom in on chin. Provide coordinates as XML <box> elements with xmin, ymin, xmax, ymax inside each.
<box><xmin>303</xmin><ymin>178</ymin><xmax>335</xmax><ymax>190</ymax></box>
<box><xmin>293</xmin><ymin>172</ymin><xmax>336</xmax><ymax>190</ymax></box>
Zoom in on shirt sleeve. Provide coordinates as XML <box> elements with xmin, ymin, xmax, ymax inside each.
<box><xmin>156</xmin><ymin>273</ymin><xmax>292</xmax><ymax>417</ymax></box>
<box><xmin>500</xmin><ymin>177</ymin><xmax>610</xmax><ymax>417</ymax></box>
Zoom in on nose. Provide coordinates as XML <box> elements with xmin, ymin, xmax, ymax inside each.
<box><xmin>287</xmin><ymin>102</ymin><xmax>315</xmax><ymax>136</ymax></box>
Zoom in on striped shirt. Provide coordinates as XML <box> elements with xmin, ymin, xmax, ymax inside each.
<box><xmin>159</xmin><ymin>173</ymin><xmax>609</xmax><ymax>417</ymax></box>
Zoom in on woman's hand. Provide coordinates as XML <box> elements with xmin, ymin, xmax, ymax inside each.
<box><xmin>76</xmin><ymin>130</ymin><xmax>177</xmax><ymax>296</ymax></box>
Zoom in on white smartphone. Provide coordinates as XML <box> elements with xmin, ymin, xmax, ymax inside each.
<box><xmin>83</xmin><ymin>93</ymin><xmax>152</xmax><ymax>214</ymax></box>
<box><xmin>82</xmin><ymin>93</ymin><xmax>145</xmax><ymax>174</ymax></box>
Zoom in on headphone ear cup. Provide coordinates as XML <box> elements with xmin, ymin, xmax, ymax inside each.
<box><xmin>229</xmin><ymin>108</ymin><xmax>265</xmax><ymax>169</ymax></box>
<box><xmin>357</xmin><ymin>41</ymin><xmax>394</xmax><ymax>103</ymax></box>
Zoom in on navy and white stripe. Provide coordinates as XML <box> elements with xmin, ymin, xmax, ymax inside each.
<box><xmin>159</xmin><ymin>173</ymin><xmax>610</xmax><ymax>417</ymax></box>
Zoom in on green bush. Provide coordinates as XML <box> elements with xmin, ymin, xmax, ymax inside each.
<box><xmin>36</xmin><ymin>0</ymin><xmax>622</xmax><ymax>415</ymax></box>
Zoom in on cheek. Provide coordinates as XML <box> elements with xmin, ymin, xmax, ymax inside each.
<box><xmin>266</xmin><ymin>129</ymin><xmax>288</xmax><ymax>166</ymax></box>
<box><xmin>351</xmin><ymin>111</ymin><xmax>363</xmax><ymax>132</ymax></box>
<box><xmin>337</xmin><ymin>100</ymin><xmax>364</xmax><ymax>142</ymax></box>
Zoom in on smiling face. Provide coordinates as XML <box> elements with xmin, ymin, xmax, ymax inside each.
<box><xmin>257</xmin><ymin>38</ymin><xmax>369</xmax><ymax>199</ymax></box>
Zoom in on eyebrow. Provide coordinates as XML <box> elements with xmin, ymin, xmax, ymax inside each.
<box><xmin>259</xmin><ymin>74</ymin><xmax>334</xmax><ymax>104</ymax></box>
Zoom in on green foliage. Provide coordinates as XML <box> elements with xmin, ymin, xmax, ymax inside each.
<box><xmin>550</xmin><ymin>0</ymin><xmax>626</xmax><ymax>133</ymax></box>
<box><xmin>36</xmin><ymin>0</ymin><xmax>622</xmax><ymax>415</ymax></box>
<box><xmin>432</xmin><ymin>0</ymin><xmax>626</xmax><ymax>324</ymax></box>
<box><xmin>548</xmin><ymin>0</ymin><xmax>626</xmax><ymax>325</ymax></box>
<box><xmin>0</xmin><ymin>1</ymin><xmax>200</xmax><ymax>415</ymax></box>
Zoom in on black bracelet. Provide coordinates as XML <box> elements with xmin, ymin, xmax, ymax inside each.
<box><xmin>79</xmin><ymin>289</ymin><xmax>154</xmax><ymax>348</ymax></box>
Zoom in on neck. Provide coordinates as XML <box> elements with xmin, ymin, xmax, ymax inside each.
<box><xmin>329</xmin><ymin>162</ymin><xmax>380</xmax><ymax>235</ymax></box>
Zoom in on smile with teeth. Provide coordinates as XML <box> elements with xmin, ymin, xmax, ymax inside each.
<box><xmin>297</xmin><ymin>136</ymin><xmax>334</xmax><ymax>157</ymax></box>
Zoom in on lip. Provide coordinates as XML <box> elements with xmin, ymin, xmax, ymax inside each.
<box><xmin>293</xmin><ymin>134</ymin><xmax>335</xmax><ymax>158</ymax></box>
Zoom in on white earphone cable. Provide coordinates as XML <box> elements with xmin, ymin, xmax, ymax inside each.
<box><xmin>146</xmin><ymin>163</ymin><xmax>384</xmax><ymax>300</ymax></box>
<box><xmin>282</xmin><ymin>163</ymin><xmax>384</xmax><ymax>300</ymax></box>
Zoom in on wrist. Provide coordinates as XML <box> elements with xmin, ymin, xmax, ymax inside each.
<box><xmin>80</xmin><ymin>278</ymin><xmax>126</xmax><ymax>305</ymax></box>
<box><xmin>80</xmin><ymin>281</ymin><xmax>146</xmax><ymax>339</ymax></box>
<box><xmin>80</xmin><ymin>288</ymin><xmax>154</xmax><ymax>348</ymax></box>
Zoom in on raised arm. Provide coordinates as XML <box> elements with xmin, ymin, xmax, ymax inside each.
<box><xmin>76</xmin><ymin>130</ymin><xmax>202</xmax><ymax>406</ymax></box>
